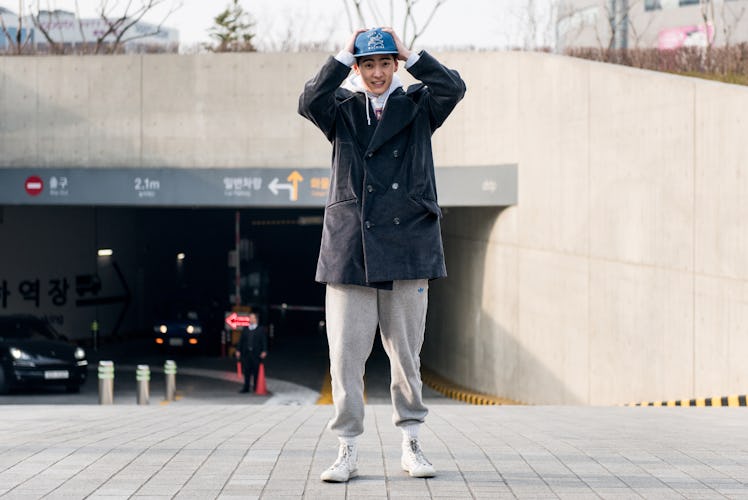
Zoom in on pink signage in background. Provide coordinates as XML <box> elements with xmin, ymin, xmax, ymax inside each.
<box><xmin>658</xmin><ymin>23</ymin><xmax>714</xmax><ymax>49</ymax></box>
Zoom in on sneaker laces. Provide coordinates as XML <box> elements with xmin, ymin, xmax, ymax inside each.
<box><xmin>329</xmin><ymin>443</ymin><xmax>355</xmax><ymax>471</ymax></box>
<box><xmin>405</xmin><ymin>438</ymin><xmax>432</xmax><ymax>466</ymax></box>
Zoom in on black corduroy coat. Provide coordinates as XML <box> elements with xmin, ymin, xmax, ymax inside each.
<box><xmin>298</xmin><ymin>51</ymin><xmax>466</xmax><ymax>285</ymax></box>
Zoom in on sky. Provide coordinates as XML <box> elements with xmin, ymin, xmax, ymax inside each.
<box><xmin>0</xmin><ymin>0</ymin><xmax>544</xmax><ymax>51</ymax></box>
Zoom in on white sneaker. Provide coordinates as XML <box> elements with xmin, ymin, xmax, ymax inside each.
<box><xmin>401</xmin><ymin>438</ymin><xmax>436</xmax><ymax>478</ymax></box>
<box><xmin>320</xmin><ymin>443</ymin><xmax>358</xmax><ymax>482</ymax></box>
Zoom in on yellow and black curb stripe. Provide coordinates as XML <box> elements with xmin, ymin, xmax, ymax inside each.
<box><xmin>421</xmin><ymin>368</ymin><xmax>521</xmax><ymax>406</ymax></box>
<box><xmin>316</xmin><ymin>371</ymin><xmax>334</xmax><ymax>405</ymax></box>
<box><xmin>627</xmin><ymin>395</ymin><xmax>747</xmax><ymax>407</ymax></box>
<box><xmin>316</xmin><ymin>368</ymin><xmax>368</xmax><ymax>405</ymax></box>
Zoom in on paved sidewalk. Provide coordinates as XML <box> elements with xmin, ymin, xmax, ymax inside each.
<box><xmin>0</xmin><ymin>405</ymin><xmax>746</xmax><ymax>499</ymax></box>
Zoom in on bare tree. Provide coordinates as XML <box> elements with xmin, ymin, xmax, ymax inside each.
<box><xmin>93</xmin><ymin>0</ymin><xmax>181</xmax><ymax>54</ymax></box>
<box><xmin>258</xmin><ymin>12</ymin><xmax>339</xmax><ymax>52</ymax></box>
<box><xmin>1</xmin><ymin>0</ymin><xmax>180</xmax><ymax>55</ymax></box>
<box><xmin>0</xmin><ymin>1</ymin><xmax>34</xmax><ymax>54</ymax></box>
<box><xmin>508</xmin><ymin>0</ymin><xmax>560</xmax><ymax>50</ymax></box>
<box><xmin>719</xmin><ymin>0</ymin><xmax>747</xmax><ymax>47</ymax></box>
<box><xmin>342</xmin><ymin>0</ymin><xmax>448</xmax><ymax>49</ymax></box>
<box><xmin>698</xmin><ymin>0</ymin><xmax>717</xmax><ymax>51</ymax></box>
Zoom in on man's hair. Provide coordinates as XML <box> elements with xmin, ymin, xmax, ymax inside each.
<box><xmin>355</xmin><ymin>53</ymin><xmax>397</xmax><ymax>65</ymax></box>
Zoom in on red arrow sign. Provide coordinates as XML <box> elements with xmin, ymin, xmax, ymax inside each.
<box><xmin>25</xmin><ymin>176</ymin><xmax>44</xmax><ymax>196</ymax></box>
<box><xmin>225</xmin><ymin>312</ymin><xmax>251</xmax><ymax>329</ymax></box>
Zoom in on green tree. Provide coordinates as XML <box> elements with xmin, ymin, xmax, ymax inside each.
<box><xmin>209</xmin><ymin>0</ymin><xmax>256</xmax><ymax>52</ymax></box>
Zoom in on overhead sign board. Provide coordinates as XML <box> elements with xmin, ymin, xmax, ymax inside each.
<box><xmin>0</xmin><ymin>165</ymin><xmax>517</xmax><ymax>207</ymax></box>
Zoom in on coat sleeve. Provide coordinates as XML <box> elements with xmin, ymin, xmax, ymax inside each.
<box><xmin>298</xmin><ymin>56</ymin><xmax>352</xmax><ymax>142</ymax></box>
<box><xmin>406</xmin><ymin>51</ymin><xmax>466</xmax><ymax>132</ymax></box>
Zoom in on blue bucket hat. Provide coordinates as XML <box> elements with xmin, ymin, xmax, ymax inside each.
<box><xmin>354</xmin><ymin>28</ymin><xmax>398</xmax><ymax>58</ymax></box>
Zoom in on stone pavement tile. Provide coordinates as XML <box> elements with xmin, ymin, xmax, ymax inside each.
<box><xmin>90</xmin><ymin>487</ymin><xmax>141</xmax><ymax>496</ymax></box>
<box><xmin>590</xmin><ymin>488</ymin><xmax>643</xmax><ymax>500</ymax></box>
<box><xmin>671</xmin><ymin>490</ymin><xmax>732</xmax><ymax>500</ymax></box>
<box><xmin>173</xmin><ymin>490</ymin><xmax>221</xmax><ymax>500</ymax></box>
<box><xmin>506</xmin><ymin>488</ymin><xmax>559</xmax><ymax>499</ymax></box>
<box><xmin>555</xmin><ymin>491</ymin><xmax>601</xmax><ymax>500</ymax></box>
<box><xmin>218</xmin><ymin>485</ymin><xmax>263</xmax><ymax>496</ymax></box>
<box><xmin>635</xmin><ymin>488</ymin><xmax>687</xmax><ymax>499</ymax></box>
<box><xmin>301</xmin><ymin>484</ymin><xmax>348</xmax><ymax>499</ymax></box>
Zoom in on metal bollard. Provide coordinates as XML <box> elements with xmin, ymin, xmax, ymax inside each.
<box><xmin>164</xmin><ymin>360</ymin><xmax>177</xmax><ymax>402</ymax></box>
<box><xmin>136</xmin><ymin>365</ymin><xmax>150</xmax><ymax>405</ymax></box>
<box><xmin>98</xmin><ymin>360</ymin><xmax>114</xmax><ymax>405</ymax></box>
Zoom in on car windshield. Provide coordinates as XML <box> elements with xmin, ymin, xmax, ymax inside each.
<box><xmin>0</xmin><ymin>317</ymin><xmax>58</xmax><ymax>341</ymax></box>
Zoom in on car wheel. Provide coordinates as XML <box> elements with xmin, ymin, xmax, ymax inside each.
<box><xmin>65</xmin><ymin>384</ymin><xmax>80</xmax><ymax>394</ymax></box>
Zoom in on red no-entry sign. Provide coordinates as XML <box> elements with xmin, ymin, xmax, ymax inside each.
<box><xmin>25</xmin><ymin>176</ymin><xmax>44</xmax><ymax>196</ymax></box>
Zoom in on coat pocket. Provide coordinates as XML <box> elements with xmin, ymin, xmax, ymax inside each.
<box><xmin>326</xmin><ymin>197</ymin><xmax>357</xmax><ymax>210</ymax></box>
<box><xmin>408</xmin><ymin>196</ymin><xmax>443</xmax><ymax>219</ymax></box>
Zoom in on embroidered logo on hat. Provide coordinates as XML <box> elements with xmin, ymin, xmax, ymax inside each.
<box><xmin>354</xmin><ymin>28</ymin><xmax>399</xmax><ymax>58</ymax></box>
<box><xmin>367</xmin><ymin>31</ymin><xmax>385</xmax><ymax>51</ymax></box>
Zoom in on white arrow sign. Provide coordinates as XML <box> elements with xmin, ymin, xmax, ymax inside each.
<box><xmin>268</xmin><ymin>177</ymin><xmax>294</xmax><ymax>200</ymax></box>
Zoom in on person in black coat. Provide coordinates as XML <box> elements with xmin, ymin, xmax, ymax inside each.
<box><xmin>299</xmin><ymin>27</ymin><xmax>465</xmax><ymax>483</ymax></box>
<box><xmin>236</xmin><ymin>312</ymin><xmax>267</xmax><ymax>393</ymax></box>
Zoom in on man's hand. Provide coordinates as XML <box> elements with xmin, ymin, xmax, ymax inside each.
<box><xmin>235</xmin><ymin>351</ymin><xmax>241</xmax><ymax>359</ymax></box>
<box><xmin>346</xmin><ymin>28</ymin><xmax>368</xmax><ymax>54</ymax></box>
<box><xmin>260</xmin><ymin>351</ymin><xmax>267</xmax><ymax>359</ymax></box>
<box><xmin>381</xmin><ymin>27</ymin><xmax>411</xmax><ymax>62</ymax></box>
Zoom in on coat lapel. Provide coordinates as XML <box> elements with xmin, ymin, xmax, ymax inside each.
<box><xmin>340</xmin><ymin>94</ymin><xmax>375</xmax><ymax>153</ymax></box>
<box><xmin>366</xmin><ymin>90</ymin><xmax>419</xmax><ymax>154</ymax></box>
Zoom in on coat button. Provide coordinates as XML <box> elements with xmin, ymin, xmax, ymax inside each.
<box><xmin>367</xmin><ymin>152</ymin><xmax>373</xmax><ymax>158</ymax></box>
<box><xmin>391</xmin><ymin>182</ymin><xmax>399</xmax><ymax>190</ymax></box>
<box><xmin>366</xmin><ymin>185</ymin><xmax>374</xmax><ymax>193</ymax></box>
<box><xmin>393</xmin><ymin>217</ymin><xmax>400</xmax><ymax>225</ymax></box>
<box><xmin>393</xmin><ymin>149</ymin><xmax>399</xmax><ymax>158</ymax></box>
<box><xmin>365</xmin><ymin>221</ymin><xmax>371</xmax><ymax>229</ymax></box>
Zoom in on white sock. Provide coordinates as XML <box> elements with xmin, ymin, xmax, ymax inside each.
<box><xmin>401</xmin><ymin>423</ymin><xmax>420</xmax><ymax>443</ymax></box>
<box><xmin>338</xmin><ymin>436</ymin><xmax>357</xmax><ymax>448</ymax></box>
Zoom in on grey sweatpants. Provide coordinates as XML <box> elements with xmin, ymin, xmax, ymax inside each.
<box><xmin>325</xmin><ymin>279</ymin><xmax>429</xmax><ymax>437</ymax></box>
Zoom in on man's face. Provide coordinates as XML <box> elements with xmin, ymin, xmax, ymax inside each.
<box><xmin>248</xmin><ymin>314</ymin><xmax>257</xmax><ymax>327</ymax></box>
<box><xmin>353</xmin><ymin>54</ymin><xmax>398</xmax><ymax>95</ymax></box>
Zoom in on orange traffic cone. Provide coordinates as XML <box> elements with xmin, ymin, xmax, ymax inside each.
<box><xmin>255</xmin><ymin>363</ymin><xmax>268</xmax><ymax>395</ymax></box>
<box><xmin>236</xmin><ymin>361</ymin><xmax>242</xmax><ymax>377</ymax></box>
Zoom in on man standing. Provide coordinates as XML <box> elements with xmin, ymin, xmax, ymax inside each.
<box><xmin>236</xmin><ymin>312</ymin><xmax>267</xmax><ymax>393</ymax></box>
<box><xmin>298</xmin><ymin>27</ymin><xmax>466</xmax><ymax>482</ymax></box>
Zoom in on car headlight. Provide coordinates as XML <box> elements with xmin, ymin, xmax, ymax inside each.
<box><xmin>10</xmin><ymin>347</ymin><xmax>31</xmax><ymax>360</ymax></box>
<box><xmin>186</xmin><ymin>325</ymin><xmax>202</xmax><ymax>334</ymax></box>
<box><xmin>74</xmin><ymin>347</ymin><xmax>86</xmax><ymax>360</ymax></box>
<box><xmin>159</xmin><ymin>325</ymin><xmax>167</xmax><ymax>334</ymax></box>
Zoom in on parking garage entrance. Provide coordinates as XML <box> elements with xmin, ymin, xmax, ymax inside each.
<box><xmin>0</xmin><ymin>164</ymin><xmax>516</xmax><ymax>344</ymax></box>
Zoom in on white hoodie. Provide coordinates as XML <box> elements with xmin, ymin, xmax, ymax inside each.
<box><xmin>341</xmin><ymin>73</ymin><xmax>404</xmax><ymax>126</ymax></box>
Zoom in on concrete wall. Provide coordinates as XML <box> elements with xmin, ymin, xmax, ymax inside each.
<box><xmin>0</xmin><ymin>52</ymin><xmax>495</xmax><ymax>170</ymax></box>
<box><xmin>425</xmin><ymin>52</ymin><xmax>748</xmax><ymax>405</ymax></box>
<box><xmin>2</xmin><ymin>51</ymin><xmax>747</xmax><ymax>404</ymax></box>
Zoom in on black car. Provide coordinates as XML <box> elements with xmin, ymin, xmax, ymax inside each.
<box><xmin>0</xmin><ymin>315</ymin><xmax>88</xmax><ymax>393</ymax></box>
<box><xmin>152</xmin><ymin>310</ymin><xmax>204</xmax><ymax>351</ymax></box>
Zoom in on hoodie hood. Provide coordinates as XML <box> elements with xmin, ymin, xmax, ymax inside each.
<box><xmin>342</xmin><ymin>73</ymin><xmax>403</xmax><ymax>125</ymax></box>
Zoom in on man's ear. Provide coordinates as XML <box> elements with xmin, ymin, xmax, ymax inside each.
<box><xmin>353</xmin><ymin>63</ymin><xmax>360</xmax><ymax>75</ymax></box>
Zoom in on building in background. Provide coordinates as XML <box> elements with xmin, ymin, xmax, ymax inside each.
<box><xmin>0</xmin><ymin>7</ymin><xmax>178</xmax><ymax>53</ymax></box>
<box><xmin>557</xmin><ymin>0</ymin><xmax>748</xmax><ymax>50</ymax></box>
